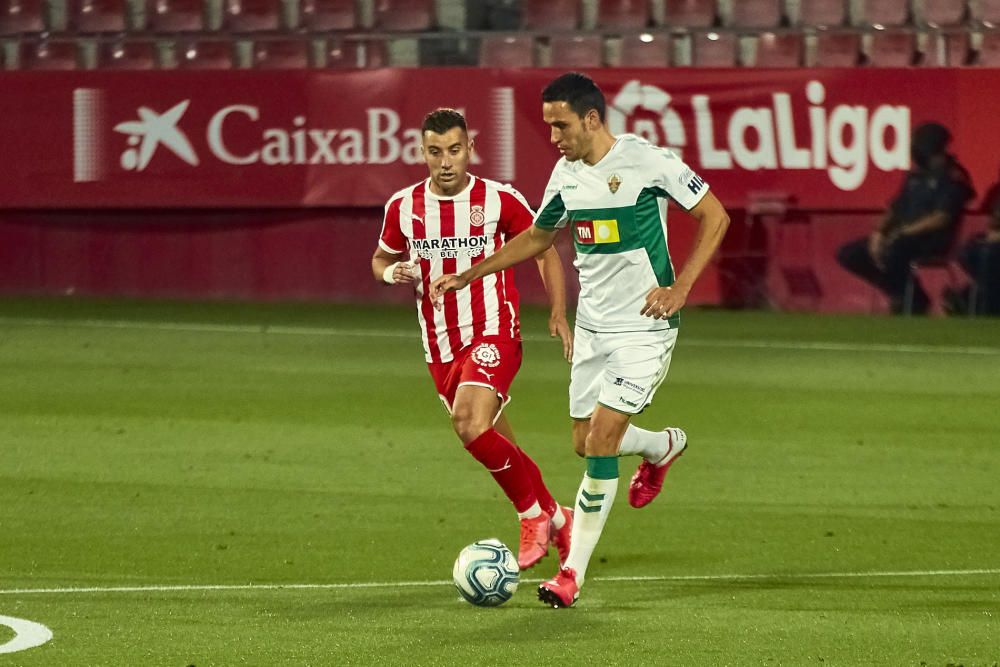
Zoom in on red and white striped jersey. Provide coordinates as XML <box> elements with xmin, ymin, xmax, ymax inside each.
<box><xmin>379</xmin><ymin>174</ymin><xmax>534</xmax><ymax>363</ymax></box>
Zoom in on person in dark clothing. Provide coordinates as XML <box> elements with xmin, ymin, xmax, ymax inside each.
<box><xmin>945</xmin><ymin>180</ymin><xmax>1000</xmax><ymax>316</ymax></box>
<box><xmin>837</xmin><ymin>122</ymin><xmax>975</xmax><ymax>314</ymax></box>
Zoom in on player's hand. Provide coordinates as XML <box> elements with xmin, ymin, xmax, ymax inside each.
<box><xmin>388</xmin><ymin>261</ymin><xmax>419</xmax><ymax>285</ymax></box>
<box><xmin>429</xmin><ymin>274</ymin><xmax>469</xmax><ymax>310</ymax></box>
<box><xmin>641</xmin><ymin>285</ymin><xmax>688</xmax><ymax>320</ymax></box>
<box><xmin>548</xmin><ymin>313</ymin><xmax>573</xmax><ymax>362</ymax></box>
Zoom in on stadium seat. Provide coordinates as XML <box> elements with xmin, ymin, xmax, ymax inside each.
<box><xmin>299</xmin><ymin>0</ymin><xmax>354</xmax><ymax>30</ymax></box>
<box><xmin>177</xmin><ymin>38</ymin><xmax>233</xmax><ymax>67</ymax></box>
<box><xmin>597</xmin><ymin>0</ymin><xmax>650</xmax><ymax>29</ymax></box>
<box><xmin>478</xmin><ymin>34</ymin><xmax>534</xmax><ymax>67</ymax></box>
<box><xmin>751</xmin><ymin>31</ymin><xmax>803</xmax><ymax>66</ymax></box>
<box><xmin>866</xmin><ymin>29</ymin><xmax>917</xmax><ymax>65</ymax></box>
<box><xmin>224</xmin><ymin>0</ymin><xmax>281</xmax><ymax>32</ymax></box>
<box><xmin>978</xmin><ymin>0</ymin><xmax>1000</xmax><ymax>25</ymax></box>
<box><xmin>726</xmin><ymin>0</ymin><xmax>783</xmax><ymax>28</ymax></box>
<box><xmin>549</xmin><ymin>34</ymin><xmax>602</xmax><ymax>67</ymax></box>
<box><xmin>978</xmin><ymin>30</ymin><xmax>1000</xmax><ymax>64</ymax></box>
<box><xmin>148</xmin><ymin>0</ymin><xmax>206</xmax><ymax>31</ymax></box>
<box><xmin>73</xmin><ymin>0</ymin><xmax>126</xmax><ymax>32</ymax></box>
<box><xmin>325</xmin><ymin>38</ymin><xmax>387</xmax><ymax>67</ymax></box>
<box><xmin>99</xmin><ymin>38</ymin><xmax>157</xmax><ymax>67</ymax></box>
<box><xmin>20</xmin><ymin>38</ymin><xmax>77</xmax><ymax>67</ymax></box>
<box><xmin>919</xmin><ymin>0</ymin><xmax>967</xmax><ymax>26</ymax></box>
<box><xmin>522</xmin><ymin>0</ymin><xmax>580</xmax><ymax>30</ymax></box>
<box><xmin>944</xmin><ymin>29</ymin><xmax>971</xmax><ymax>64</ymax></box>
<box><xmin>374</xmin><ymin>0</ymin><xmax>434</xmax><ymax>31</ymax></box>
<box><xmin>813</xmin><ymin>31</ymin><xmax>861</xmax><ymax>65</ymax></box>
<box><xmin>619</xmin><ymin>33</ymin><xmax>670</xmax><ymax>66</ymax></box>
<box><xmin>854</xmin><ymin>0</ymin><xmax>909</xmax><ymax>26</ymax></box>
<box><xmin>691</xmin><ymin>30</ymin><xmax>736</xmax><ymax>65</ymax></box>
<box><xmin>797</xmin><ymin>0</ymin><xmax>846</xmax><ymax>26</ymax></box>
<box><xmin>661</xmin><ymin>0</ymin><xmax>716</xmax><ymax>27</ymax></box>
<box><xmin>0</xmin><ymin>0</ymin><xmax>45</xmax><ymax>34</ymax></box>
<box><xmin>254</xmin><ymin>38</ymin><xmax>310</xmax><ymax>67</ymax></box>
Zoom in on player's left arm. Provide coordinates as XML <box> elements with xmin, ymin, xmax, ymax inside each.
<box><xmin>534</xmin><ymin>245</ymin><xmax>573</xmax><ymax>362</ymax></box>
<box><xmin>642</xmin><ymin>191</ymin><xmax>730</xmax><ymax>320</ymax></box>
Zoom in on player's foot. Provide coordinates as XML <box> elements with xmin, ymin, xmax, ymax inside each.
<box><xmin>537</xmin><ymin>567</ymin><xmax>579</xmax><ymax>608</ymax></box>
<box><xmin>517</xmin><ymin>511</ymin><xmax>551</xmax><ymax>570</ymax></box>
<box><xmin>550</xmin><ymin>506</ymin><xmax>573</xmax><ymax>567</ymax></box>
<box><xmin>628</xmin><ymin>427</ymin><xmax>687</xmax><ymax>509</ymax></box>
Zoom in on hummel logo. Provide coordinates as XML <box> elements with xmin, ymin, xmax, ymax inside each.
<box><xmin>113</xmin><ymin>100</ymin><xmax>199</xmax><ymax>171</ymax></box>
<box><xmin>477</xmin><ymin>369</ymin><xmax>495</xmax><ymax>381</ymax></box>
<box><xmin>486</xmin><ymin>458</ymin><xmax>511</xmax><ymax>473</ymax></box>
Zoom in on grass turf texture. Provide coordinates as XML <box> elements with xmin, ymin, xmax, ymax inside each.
<box><xmin>1</xmin><ymin>297</ymin><xmax>998</xmax><ymax>665</ymax></box>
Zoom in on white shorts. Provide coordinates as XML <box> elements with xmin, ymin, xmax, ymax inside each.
<box><xmin>568</xmin><ymin>326</ymin><xmax>678</xmax><ymax>419</ymax></box>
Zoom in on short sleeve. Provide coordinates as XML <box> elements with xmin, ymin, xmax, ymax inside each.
<box><xmin>497</xmin><ymin>185</ymin><xmax>536</xmax><ymax>236</ymax></box>
<box><xmin>649</xmin><ymin>146</ymin><xmax>709</xmax><ymax>211</ymax></box>
<box><xmin>378</xmin><ymin>197</ymin><xmax>406</xmax><ymax>254</ymax></box>
<box><xmin>533</xmin><ymin>165</ymin><xmax>569</xmax><ymax>231</ymax></box>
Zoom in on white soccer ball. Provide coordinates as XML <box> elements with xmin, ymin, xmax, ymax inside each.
<box><xmin>452</xmin><ymin>538</ymin><xmax>519</xmax><ymax>607</ymax></box>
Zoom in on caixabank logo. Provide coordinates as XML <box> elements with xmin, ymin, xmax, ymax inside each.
<box><xmin>606</xmin><ymin>79</ymin><xmax>913</xmax><ymax>192</ymax></box>
<box><xmin>71</xmin><ymin>87</ymin><xmax>517</xmax><ymax>183</ymax></box>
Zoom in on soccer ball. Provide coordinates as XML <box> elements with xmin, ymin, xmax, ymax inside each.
<box><xmin>452</xmin><ymin>538</ymin><xmax>519</xmax><ymax>607</ymax></box>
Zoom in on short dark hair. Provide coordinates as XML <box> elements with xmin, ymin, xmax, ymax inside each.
<box><xmin>542</xmin><ymin>72</ymin><xmax>606</xmax><ymax>122</ymax></box>
<box><xmin>422</xmin><ymin>108</ymin><xmax>467</xmax><ymax>135</ymax></box>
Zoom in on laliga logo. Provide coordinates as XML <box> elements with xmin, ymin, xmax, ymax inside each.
<box><xmin>113</xmin><ymin>100</ymin><xmax>199</xmax><ymax>171</ymax></box>
<box><xmin>607</xmin><ymin>79</ymin><xmax>911</xmax><ymax>192</ymax></box>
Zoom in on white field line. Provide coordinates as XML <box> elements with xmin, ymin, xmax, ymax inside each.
<box><xmin>1</xmin><ymin>316</ymin><xmax>998</xmax><ymax>356</ymax></box>
<box><xmin>2</xmin><ymin>568</ymin><xmax>998</xmax><ymax>596</ymax></box>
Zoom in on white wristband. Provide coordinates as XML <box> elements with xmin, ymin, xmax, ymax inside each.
<box><xmin>382</xmin><ymin>262</ymin><xmax>400</xmax><ymax>285</ymax></box>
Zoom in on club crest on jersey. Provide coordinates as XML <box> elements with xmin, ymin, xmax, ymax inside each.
<box><xmin>575</xmin><ymin>219</ymin><xmax>620</xmax><ymax>245</ymax></box>
<box><xmin>608</xmin><ymin>173</ymin><xmax>622</xmax><ymax>194</ymax></box>
<box><xmin>471</xmin><ymin>343</ymin><xmax>501</xmax><ymax>368</ymax></box>
<box><xmin>469</xmin><ymin>205</ymin><xmax>486</xmax><ymax>227</ymax></box>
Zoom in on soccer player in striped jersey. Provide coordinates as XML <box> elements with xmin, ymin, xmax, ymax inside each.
<box><xmin>430</xmin><ymin>74</ymin><xmax>731</xmax><ymax>607</ymax></box>
<box><xmin>371</xmin><ymin>108</ymin><xmax>575</xmax><ymax>571</ymax></box>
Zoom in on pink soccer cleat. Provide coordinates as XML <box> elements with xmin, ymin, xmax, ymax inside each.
<box><xmin>538</xmin><ymin>567</ymin><xmax>579</xmax><ymax>608</ymax></box>
<box><xmin>517</xmin><ymin>511</ymin><xmax>551</xmax><ymax>570</ymax></box>
<box><xmin>550</xmin><ymin>506</ymin><xmax>573</xmax><ymax>567</ymax></box>
<box><xmin>628</xmin><ymin>427</ymin><xmax>688</xmax><ymax>509</ymax></box>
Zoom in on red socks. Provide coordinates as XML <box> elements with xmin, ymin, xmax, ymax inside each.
<box><xmin>465</xmin><ymin>429</ymin><xmax>541</xmax><ymax>514</ymax></box>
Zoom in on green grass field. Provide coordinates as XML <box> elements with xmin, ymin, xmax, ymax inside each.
<box><xmin>1</xmin><ymin>298</ymin><xmax>998</xmax><ymax>666</ymax></box>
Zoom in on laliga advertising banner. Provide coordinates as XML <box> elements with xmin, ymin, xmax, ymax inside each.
<box><xmin>0</xmin><ymin>68</ymin><xmax>997</xmax><ymax>210</ymax></box>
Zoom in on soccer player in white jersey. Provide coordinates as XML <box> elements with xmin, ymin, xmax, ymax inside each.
<box><xmin>371</xmin><ymin>109</ymin><xmax>575</xmax><ymax>571</ymax></box>
<box><xmin>430</xmin><ymin>74</ymin><xmax>730</xmax><ymax>607</ymax></box>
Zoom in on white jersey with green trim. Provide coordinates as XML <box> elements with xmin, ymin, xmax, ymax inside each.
<box><xmin>533</xmin><ymin>133</ymin><xmax>709</xmax><ymax>333</ymax></box>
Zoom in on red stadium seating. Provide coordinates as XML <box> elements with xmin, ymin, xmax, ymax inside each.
<box><xmin>727</xmin><ymin>0</ymin><xmax>782</xmax><ymax>28</ymax></box>
<box><xmin>549</xmin><ymin>34</ymin><xmax>602</xmax><ymax>67</ymax></box>
<box><xmin>867</xmin><ymin>29</ymin><xmax>916</xmax><ymax>65</ymax></box>
<box><xmin>73</xmin><ymin>0</ymin><xmax>126</xmax><ymax>32</ymax></box>
<box><xmin>854</xmin><ymin>0</ymin><xmax>909</xmax><ymax>26</ymax></box>
<box><xmin>224</xmin><ymin>0</ymin><xmax>280</xmax><ymax>32</ymax></box>
<box><xmin>99</xmin><ymin>39</ymin><xmax>157</xmax><ymax>67</ymax></box>
<box><xmin>798</xmin><ymin>0</ymin><xmax>846</xmax><ymax>26</ymax></box>
<box><xmin>814</xmin><ymin>31</ymin><xmax>861</xmax><ymax>65</ymax></box>
<box><xmin>479</xmin><ymin>34</ymin><xmax>534</xmax><ymax>67</ymax></box>
<box><xmin>979</xmin><ymin>0</ymin><xmax>1000</xmax><ymax>25</ymax></box>
<box><xmin>177</xmin><ymin>38</ymin><xmax>233</xmax><ymax>67</ymax></box>
<box><xmin>0</xmin><ymin>0</ymin><xmax>45</xmax><ymax>33</ymax></box>
<box><xmin>752</xmin><ymin>32</ymin><xmax>803</xmax><ymax>66</ymax></box>
<box><xmin>920</xmin><ymin>0</ymin><xmax>967</xmax><ymax>26</ymax></box>
<box><xmin>619</xmin><ymin>33</ymin><xmax>670</xmax><ymax>66</ymax></box>
<box><xmin>374</xmin><ymin>0</ymin><xmax>434</xmax><ymax>31</ymax></box>
<box><xmin>20</xmin><ymin>38</ymin><xmax>77</xmax><ymax>68</ymax></box>
<box><xmin>662</xmin><ymin>0</ymin><xmax>715</xmax><ymax>27</ymax></box>
<box><xmin>148</xmin><ymin>0</ymin><xmax>205</xmax><ymax>32</ymax></box>
<box><xmin>522</xmin><ymin>0</ymin><xmax>580</xmax><ymax>30</ymax></box>
<box><xmin>978</xmin><ymin>31</ymin><xmax>1000</xmax><ymax>64</ymax></box>
<box><xmin>944</xmin><ymin>30</ymin><xmax>971</xmax><ymax>64</ymax></box>
<box><xmin>299</xmin><ymin>0</ymin><xmax>355</xmax><ymax>30</ymax></box>
<box><xmin>691</xmin><ymin>30</ymin><xmax>736</xmax><ymax>65</ymax></box>
<box><xmin>254</xmin><ymin>38</ymin><xmax>310</xmax><ymax>67</ymax></box>
<box><xmin>597</xmin><ymin>0</ymin><xmax>649</xmax><ymax>29</ymax></box>
<box><xmin>325</xmin><ymin>38</ymin><xmax>387</xmax><ymax>67</ymax></box>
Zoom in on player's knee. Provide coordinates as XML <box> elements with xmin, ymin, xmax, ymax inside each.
<box><xmin>451</xmin><ymin>408</ymin><xmax>490</xmax><ymax>445</ymax></box>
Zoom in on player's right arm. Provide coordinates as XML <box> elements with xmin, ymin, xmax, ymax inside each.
<box><xmin>372</xmin><ymin>195</ymin><xmax>418</xmax><ymax>285</ymax></box>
